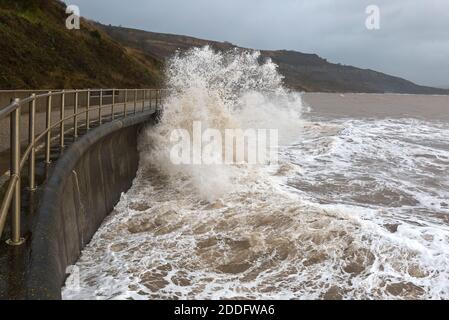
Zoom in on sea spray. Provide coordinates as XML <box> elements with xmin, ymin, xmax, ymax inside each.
<box><xmin>139</xmin><ymin>46</ymin><xmax>304</xmax><ymax>200</ymax></box>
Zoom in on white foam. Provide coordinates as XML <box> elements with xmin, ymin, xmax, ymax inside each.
<box><xmin>62</xmin><ymin>47</ymin><xmax>449</xmax><ymax>300</ymax></box>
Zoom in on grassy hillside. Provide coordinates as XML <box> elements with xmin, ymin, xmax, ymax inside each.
<box><xmin>0</xmin><ymin>0</ymin><xmax>163</xmax><ymax>89</ymax></box>
<box><xmin>96</xmin><ymin>24</ymin><xmax>449</xmax><ymax>94</ymax></box>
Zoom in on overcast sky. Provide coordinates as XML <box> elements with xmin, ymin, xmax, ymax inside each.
<box><xmin>67</xmin><ymin>0</ymin><xmax>449</xmax><ymax>88</ymax></box>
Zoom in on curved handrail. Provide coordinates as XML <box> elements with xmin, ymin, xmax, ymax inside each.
<box><xmin>0</xmin><ymin>88</ymin><xmax>165</xmax><ymax>245</ymax></box>
<box><xmin>0</xmin><ymin>174</ymin><xmax>19</xmax><ymax>237</ymax></box>
<box><xmin>0</xmin><ymin>99</ymin><xmax>19</xmax><ymax>120</ymax></box>
<box><xmin>19</xmin><ymin>105</ymin><xmax>103</xmax><ymax>171</ymax></box>
<box><xmin>0</xmin><ymin>88</ymin><xmax>170</xmax><ymax>120</ymax></box>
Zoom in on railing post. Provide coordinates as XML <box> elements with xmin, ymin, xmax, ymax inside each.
<box><xmin>60</xmin><ymin>90</ymin><xmax>65</xmax><ymax>149</ymax></box>
<box><xmin>45</xmin><ymin>92</ymin><xmax>52</xmax><ymax>164</ymax></box>
<box><xmin>142</xmin><ymin>89</ymin><xmax>145</xmax><ymax>112</ymax></box>
<box><xmin>149</xmin><ymin>90</ymin><xmax>152</xmax><ymax>111</ymax></box>
<box><xmin>134</xmin><ymin>89</ymin><xmax>137</xmax><ymax>114</ymax></box>
<box><xmin>124</xmin><ymin>89</ymin><xmax>127</xmax><ymax>117</ymax></box>
<box><xmin>99</xmin><ymin>89</ymin><xmax>103</xmax><ymax>125</ymax></box>
<box><xmin>146</xmin><ymin>89</ymin><xmax>149</xmax><ymax>110</ymax></box>
<box><xmin>86</xmin><ymin>89</ymin><xmax>90</xmax><ymax>130</ymax></box>
<box><xmin>146</xmin><ymin>90</ymin><xmax>148</xmax><ymax>111</ymax></box>
<box><xmin>6</xmin><ymin>99</ymin><xmax>25</xmax><ymax>246</ymax></box>
<box><xmin>28</xmin><ymin>94</ymin><xmax>36</xmax><ymax>191</ymax></box>
<box><xmin>111</xmin><ymin>89</ymin><xmax>115</xmax><ymax>120</ymax></box>
<box><xmin>74</xmin><ymin>90</ymin><xmax>78</xmax><ymax>139</ymax></box>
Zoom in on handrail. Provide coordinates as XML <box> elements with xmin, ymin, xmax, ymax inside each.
<box><xmin>0</xmin><ymin>175</ymin><xmax>19</xmax><ymax>238</ymax></box>
<box><xmin>0</xmin><ymin>100</ymin><xmax>19</xmax><ymax>120</ymax></box>
<box><xmin>0</xmin><ymin>88</ymin><xmax>167</xmax><ymax>245</ymax></box>
<box><xmin>0</xmin><ymin>88</ymin><xmax>169</xmax><ymax>120</ymax></box>
<box><xmin>21</xmin><ymin>103</ymin><xmax>120</xmax><ymax>167</ymax></box>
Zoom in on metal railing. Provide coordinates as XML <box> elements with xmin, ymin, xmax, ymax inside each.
<box><xmin>0</xmin><ymin>88</ymin><xmax>164</xmax><ymax>245</ymax></box>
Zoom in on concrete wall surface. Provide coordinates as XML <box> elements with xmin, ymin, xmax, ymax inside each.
<box><xmin>24</xmin><ymin>111</ymin><xmax>156</xmax><ymax>299</ymax></box>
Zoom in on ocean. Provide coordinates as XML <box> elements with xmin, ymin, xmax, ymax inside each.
<box><xmin>62</xmin><ymin>47</ymin><xmax>449</xmax><ymax>300</ymax></box>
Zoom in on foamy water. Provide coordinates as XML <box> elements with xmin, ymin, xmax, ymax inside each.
<box><xmin>62</xmin><ymin>47</ymin><xmax>449</xmax><ymax>300</ymax></box>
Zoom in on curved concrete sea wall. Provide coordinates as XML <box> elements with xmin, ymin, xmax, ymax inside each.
<box><xmin>26</xmin><ymin>112</ymin><xmax>157</xmax><ymax>299</ymax></box>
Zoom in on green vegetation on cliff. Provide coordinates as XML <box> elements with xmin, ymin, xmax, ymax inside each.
<box><xmin>0</xmin><ymin>0</ymin><xmax>162</xmax><ymax>89</ymax></box>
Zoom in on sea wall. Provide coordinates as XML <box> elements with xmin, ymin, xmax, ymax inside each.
<box><xmin>25</xmin><ymin>111</ymin><xmax>156</xmax><ymax>299</ymax></box>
